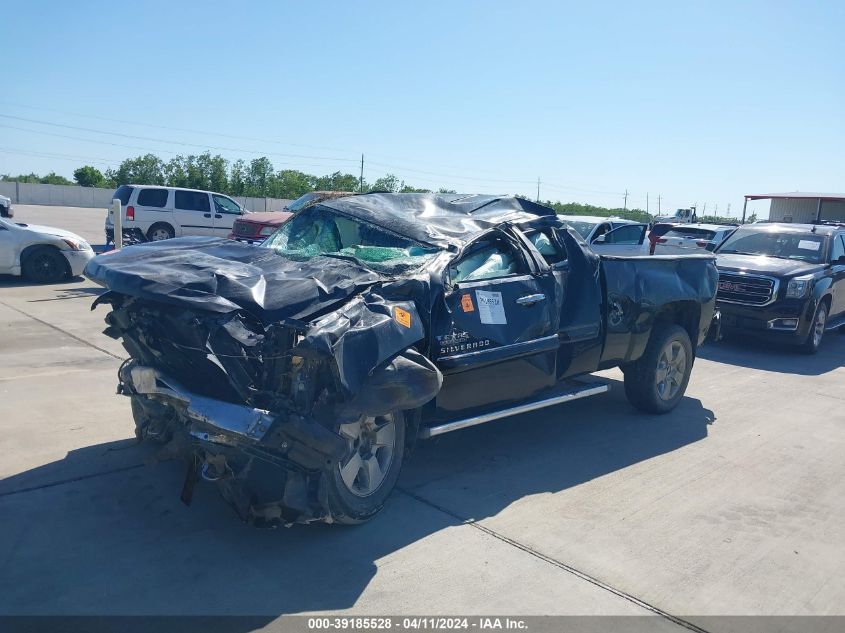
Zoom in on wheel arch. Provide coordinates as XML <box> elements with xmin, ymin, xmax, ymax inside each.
<box><xmin>652</xmin><ymin>300</ymin><xmax>701</xmax><ymax>351</ymax></box>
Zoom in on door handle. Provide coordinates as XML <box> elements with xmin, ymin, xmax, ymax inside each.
<box><xmin>203</xmin><ymin>213</ymin><xmax>211</xmax><ymax>218</ymax></box>
<box><xmin>516</xmin><ymin>293</ymin><xmax>546</xmax><ymax>306</ymax></box>
<box><xmin>214</xmin><ymin>214</ymin><xmax>223</xmax><ymax>219</ymax></box>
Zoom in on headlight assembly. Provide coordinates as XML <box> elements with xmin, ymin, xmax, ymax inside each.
<box><xmin>785</xmin><ymin>275</ymin><xmax>813</xmax><ymax>298</ymax></box>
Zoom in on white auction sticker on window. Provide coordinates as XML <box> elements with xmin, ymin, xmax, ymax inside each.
<box><xmin>798</xmin><ymin>240</ymin><xmax>821</xmax><ymax>251</ymax></box>
<box><xmin>475</xmin><ymin>290</ymin><xmax>507</xmax><ymax>324</ymax></box>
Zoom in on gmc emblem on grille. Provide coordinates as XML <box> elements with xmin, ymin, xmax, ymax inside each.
<box><xmin>718</xmin><ymin>280</ymin><xmax>746</xmax><ymax>292</ymax></box>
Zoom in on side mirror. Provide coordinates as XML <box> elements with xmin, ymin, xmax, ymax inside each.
<box><xmin>705</xmin><ymin>243</ymin><xmax>717</xmax><ymax>252</ymax></box>
<box><xmin>836</xmin><ymin>255</ymin><xmax>845</xmax><ymax>265</ymax></box>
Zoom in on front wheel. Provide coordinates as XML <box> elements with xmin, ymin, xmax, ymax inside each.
<box><xmin>326</xmin><ymin>411</ymin><xmax>405</xmax><ymax>524</ymax></box>
<box><xmin>623</xmin><ymin>324</ymin><xmax>693</xmax><ymax>414</ymax></box>
<box><xmin>800</xmin><ymin>301</ymin><xmax>828</xmax><ymax>354</ymax></box>
<box><xmin>22</xmin><ymin>246</ymin><xmax>69</xmax><ymax>283</ymax></box>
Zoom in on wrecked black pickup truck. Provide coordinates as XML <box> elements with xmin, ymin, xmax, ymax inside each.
<box><xmin>85</xmin><ymin>193</ymin><xmax>718</xmax><ymax>526</ymax></box>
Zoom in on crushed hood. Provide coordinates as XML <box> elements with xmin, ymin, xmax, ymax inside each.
<box><xmin>84</xmin><ymin>237</ymin><xmax>384</xmax><ymax>323</ymax></box>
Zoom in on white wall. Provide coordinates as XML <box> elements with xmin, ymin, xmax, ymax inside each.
<box><xmin>0</xmin><ymin>181</ymin><xmax>291</xmax><ymax>212</ymax></box>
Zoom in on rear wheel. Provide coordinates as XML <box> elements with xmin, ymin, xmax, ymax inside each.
<box><xmin>624</xmin><ymin>324</ymin><xmax>693</xmax><ymax>414</ymax></box>
<box><xmin>800</xmin><ymin>301</ymin><xmax>828</xmax><ymax>354</ymax></box>
<box><xmin>326</xmin><ymin>411</ymin><xmax>405</xmax><ymax>524</ymax></box>
<box><xmin>21</xmin><ymin>246</ymin><xmax>69</xmax><ymax>283</ymax></box>
<box><xmin>147</xmin><ymin>223</ymin><xmax>175</xmax><ymax>242</ymax></box>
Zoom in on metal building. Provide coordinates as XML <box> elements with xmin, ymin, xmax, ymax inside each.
<box><xmin>742</xmin><ymin>192</ymin><xmax>845</xmax><ymax>223</ymax></box>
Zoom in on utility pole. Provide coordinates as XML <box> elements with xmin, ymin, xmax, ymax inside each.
<box><xmin>359</xmin><ymin>154</ymin><xmax>364</xmax><ymax>193</ymax></box>
<box><xmin>536</xmin><ymin>177</ymin><xmax>541</xmax><ymax>202</ymax></box>
<box><xmin>646</xmin><ymin>192</ymin><xmax>649</xmax><ymax>214</ymax></box>
<box><xmin>623</xmin><ymin>189</ymin><xmax>629</xmax><ymax>211</ymax></box>
<box><xmin>703</xmin><ymin>202</ymin><xmax>707</xmax><ymax>214</ymax></box>
<box><xmin>658</xmin><ymin>195</ymin><xmax>662</xmax><ymax>214</ymax></box>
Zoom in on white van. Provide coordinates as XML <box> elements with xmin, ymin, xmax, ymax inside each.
<box><xmin>104</xmin><ymin>184</ymin><xmax>248</xmax><ymax>243</ymax></box>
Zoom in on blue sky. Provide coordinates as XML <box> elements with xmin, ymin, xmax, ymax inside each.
<box><xmin>2</xmin><ymin>0</ymin><xmax>843</xmax><ymax>215</ymax></box>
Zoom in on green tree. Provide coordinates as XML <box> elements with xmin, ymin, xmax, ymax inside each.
<box><xmin>73</xmin><ymin>165</ymin><xmax>106</xmax><ymax>187</ymax></box>
<box><xmin>400</xmin><ymin>184</ymin><xmax>432</xmax><ymax>193</ymax></box>
<box><xmin>245</xmin><ymin>157</ymin><xmax>275</xmax><ymax>196</ymax></box>
<box><xmin>276</xmin><ymin>170</ymin><xmax>315</xmax><ymax>198</ymax></box>
<box><xmin>207</xmin><ymin>154</ymin><xmax>228</xmax><ymax>193</ymax></box>
<box><xmin>315</xmin><ymin>171</ymin><xmax>360</xmax><ymax>192</ymax></box>
<box><xmin>437</xmin><ymin>187</ymin><xmax>457</xmax><ymax>194</ymax></box>
<box><xmin>229</xmin><ymin>160</ymin><xmax>246</xmax><ymax>196</ymax></box>
<box><xmin>368</xmin><ymin>173</ymin><xmax>401</xmax><ymax>193</ymax></box>
<box><xmin>114</xmin><ymin>154</ymin><xmax>165</xmax><ymax>186</ymax></box>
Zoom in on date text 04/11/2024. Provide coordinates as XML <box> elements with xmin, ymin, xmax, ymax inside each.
<box><xmin>307</xmin><ymin>617</ymin><xmax>528</xmax><ymax>630</ymax></box>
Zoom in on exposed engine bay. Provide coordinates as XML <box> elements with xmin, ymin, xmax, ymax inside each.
<box><xmin>99</xmin><ymin>291</ymin><xmax>441</xmax><ymax>526</ymax></box>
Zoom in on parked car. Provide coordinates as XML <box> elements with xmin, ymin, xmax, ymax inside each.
<box><xmin>104</xmin><ymin>185</ymin><xmax>247</xmax><ymax>244</ymax></box>
<box><xmin>653</xmin><ymin>224</ymin><xmax>737</xmax><ymax>254</ymax></box>
<box><xmin>0</xmin><ymin>217</ymin><xmax>94</xmax><ymax>282</ymax></box>
<box><xmin>714</xmin><ymin>222</ymin><xmax>845</xmax><ymax>353</ymax></box>
<box><xmin>0</xmin><ymin>194</ymin><xmax>13</xmax><ymax>218</ymax></box>
<box><xmin>647</xmin><ymin>222</ymin><xmax>676</xmax><ymax>254</ymax></box>
<box><xmin>85</xmin><ymin>193</ymin><xmax>717</xmax><ymax>526</ymax></box>
<box><xmin>229</xmin><ymin>191</ymin><xmax>354</xmax><ymax>244</ymax></box>
<box><xmin>560</xmin><ymin>215</ymin><xmax>640</xmax><ymax>243</ymax></box>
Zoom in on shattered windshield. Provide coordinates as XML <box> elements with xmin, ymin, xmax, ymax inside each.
<box><xmin>717</xmin><ymin>229</ymin><xmax>826</xmax><ymax>263</ymax></box>
<box><xmin>262</xmin><ymin>206</ymin><xmax>442</xmax><ymax>275</ymax></box>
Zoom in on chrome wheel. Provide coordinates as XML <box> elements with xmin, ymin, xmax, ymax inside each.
<box><xmin>812</xmin><ymin>307</ymin><xmax>826</xmax><ymax>348</ymax></box>
<box><xmin>655</xmin><ymin>340</ymin><xmax>687</xmax><ymax>401</ymax></box>
<box><xmin>337</xmin><ymin>414</ymin><xmax>397</xmax><ymax>498</ymax></box>
<box><xmin>149</xmin><ymin>227</ymin><xmax>172</xmax><ymax>241</ymax></box>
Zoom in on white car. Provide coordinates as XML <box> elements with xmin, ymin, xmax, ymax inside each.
<box><xmin>653</xmin><ymin>223</ymin><xmax>737</xmax><ymax>254</ymax></box>
<box><xmin>104</xmin><ymin>184</ymin><xmax>248</xmax><ymax>243</ymax></box>
<box><xmin>560</xmin><ymin>215</ymin><xmax>650</xmax><ymax>254</ymax></box>
<box><xmin>0</xmin><ymin>217</ymin><xmax>95</xmax><ymax>282</ymax></box>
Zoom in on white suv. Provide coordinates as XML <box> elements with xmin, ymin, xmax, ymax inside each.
<box><xmin>104</xmin><ymin>184</ymin><xmax>248</xmax><ymax>243</ymax></box>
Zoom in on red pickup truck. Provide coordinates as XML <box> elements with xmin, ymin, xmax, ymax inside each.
<box><xmin>229</xmin><ymin>191</ymin><xmax>355</xmax><ymax>243</ymax></box>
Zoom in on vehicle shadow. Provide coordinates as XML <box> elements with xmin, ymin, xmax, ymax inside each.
<box><xmin>0</xmin><ymin>274</ymin><xmax>90</xmax><ymax>288</ymax></box>
<box><xmin>0</xmin><ymin>378</ymin><xmax>713</xmax><ymax>622</ymax></box>
<box><xmin>697</xmin><ymin>330</ymin><xmax>845</xmax><ymax>375</ymax></box>
<box><xmin>25</xmin><ymin>286</ymin><xmax>104</xmax><ymax>302</ymax></box>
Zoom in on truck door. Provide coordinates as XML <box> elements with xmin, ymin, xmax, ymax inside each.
<box><xmin>432</xmin><ymin>229</ymin><xmax>559</xmax><ymax>415</ymax></box>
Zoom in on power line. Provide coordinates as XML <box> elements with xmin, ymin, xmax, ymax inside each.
<box><xmin>0</xmin><ymin>100</ymin><xmax>354</xmax><ymax>155</ymax></box>
<box><xmin>0</xmin><ymin>114</ymin><xmax>358</xmax><ymax>165</ymax></box>
<box><xmin>0</xmin><ymin>124</ymin><xmax>362</xmax><ymax>171</ymax></box>
<box><xmin>0</xmin><ymin>105</ymin><xmax>638</xmax><ymax>195</ymax></box>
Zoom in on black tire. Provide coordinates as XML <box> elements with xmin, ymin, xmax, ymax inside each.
<box><xmin>21</xmin><ymin>246</ymin><xmax>69</xmax><ymax>283</ymax></box>
<box><xmin>800</xmin><ymin>301</ymin><xmax>828</xmax><ymax>354</ymax></box>
<box><xmin>146</xmin><ymin>223</ymin><xmax>175</xmax><ymax>242</ymax></box>
<box><xmin>624</xmin><ymin>324</ymin><xmax>693</xmax><ymax>414</ymax></box>
<box><xmin>326</xmin><ymin>411</ymin><xmax>406</xmax><ymax>524</ymax></box>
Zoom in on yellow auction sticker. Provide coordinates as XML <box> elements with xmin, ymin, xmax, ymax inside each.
<box><xmin>394</xmin><ymin>306</ymin><xmax>412</xmax><ymax>328</ymax></box>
